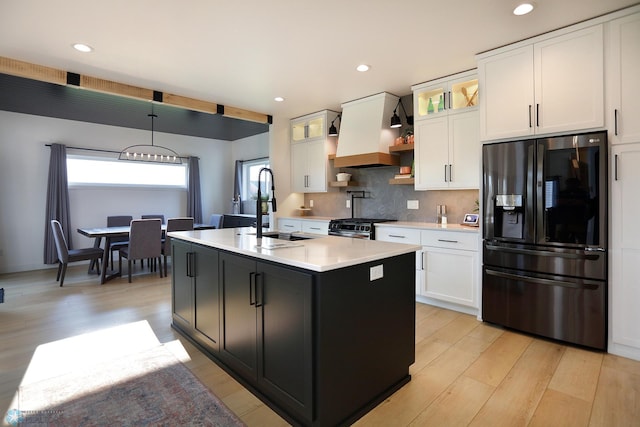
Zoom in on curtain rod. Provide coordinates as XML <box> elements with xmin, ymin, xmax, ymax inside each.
<box><xmin>44</xmin><ymin>144</ymin><xmax>193</xmax><ymax>160</ymax></box>
<box><xmin>238</xmin><ymin>156</ymin><xmax>269</xmax><ymax>163</ymax></box>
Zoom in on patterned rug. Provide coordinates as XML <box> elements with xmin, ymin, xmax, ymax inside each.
<box><xmin>11</xmin><ymin>329</ymin><xmax>245</xmax><ymax>426</ymax></box>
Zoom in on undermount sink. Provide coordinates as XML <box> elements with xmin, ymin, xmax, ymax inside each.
<box><xmin>256</xmin><ymin>241</ymin><xmax>302</xmax><ymax>250</ymax></box>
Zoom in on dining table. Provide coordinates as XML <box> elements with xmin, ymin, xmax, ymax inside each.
<box><xmin>77</xmin><ymin>223</ymin><xmax>217</xmax><ymax>284</ymax></box>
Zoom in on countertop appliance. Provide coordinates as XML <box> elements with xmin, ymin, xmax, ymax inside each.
<box><xmin>328</xmin><ymin>218</ymin><xmax>395</xmax><ymax>240</ymax></box>
<box><xmin>482</xmin><ymin>131</ymin><xmax>607</xmax><ymax>350</ymax></box>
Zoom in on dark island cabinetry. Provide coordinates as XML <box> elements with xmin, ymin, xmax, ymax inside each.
<box><xmin>171</xmin><ymin>239</ymin><xmax>220</xmax><ymax>353</ymax></box>
<box><xmin>170</xmin><ymin>235</ymin><xmax>416</xmax><ymax>426</ymax></box>
<box><xmin>219</xmin><ymin>252</ymin><xmax>313</xmax><ymax>421</ymax></box>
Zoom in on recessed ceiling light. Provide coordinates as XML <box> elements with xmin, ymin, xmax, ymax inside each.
<box><xmin>513</xmin><ymin>3</ymin><xmax>534</xmax><ymax>15</ymax></box>
<box><xmin>356</xmin><ymin>64</ymin><xmax>370</xmax><ymax>72</ymax></box>
<box><xmin>73</xmin><ymin>43</ymin><xmax>93</xmax><ymax>53</ymax></box>
<box><xmin>274</xmin><ymin>97</ymin><xmax>285</xmax><ymax>102</ymax></box>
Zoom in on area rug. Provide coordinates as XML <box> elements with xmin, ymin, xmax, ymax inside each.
<box><xmin>14</xmin><ymin>343</ymin><xmax>245</xmax><ymax>426</ymax></box>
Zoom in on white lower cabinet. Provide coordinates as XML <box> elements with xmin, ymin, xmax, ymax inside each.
<box><xmin>278</xmin><ymin>218</ymin><xmax>329</xmax><ymax>235</ymax></box>
<box><xmin>301</xmin><ymin>220</ymin><xmax>329</xmax><ymax>235</ymax></box>
<box><xmin>377</xmin><ymin>225</ymin><xmax>479</xmax><ymax>314</ymax></box>
<box><xmin>278</xmin><ymin>218</ymin><xmax>302</xmax><ymax>232</ymax></box>
<box><xmin>420</xmin><ymin>229</ymin><xmax>478</xmax><ymax>311</ymax></box>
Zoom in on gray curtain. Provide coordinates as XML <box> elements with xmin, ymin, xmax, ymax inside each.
<box><xmin>44</xmin><ymin>143</ymin><xmax>71</xmax><ymax>264</ymax></box>
<box><xmin>187</xmin><ymin>156</ymin><xmax>203</xmax><ymax>223</ymax></box>
<box><xmin>233</xmin><ymin>160</ymin><xmax>244</xmax><ymax>214</ymax></box>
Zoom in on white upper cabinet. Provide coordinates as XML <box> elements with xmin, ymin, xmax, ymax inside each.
<box><xmin>478</xmin><ymin>25</ymin><xmax>604</xmax><ymax>141</ymax></box>
<box><xmin>414</xmin><ymin>112</ymin><xmax>479</xmax><ymax>190</ymax></box>
<box><xmin>290</xmin><ymin>110</ymin><xmax>338</xmax><ymax>193</ymax></box>
<box><xmin>412</xmin><ymin>71</ymin><xmax>480</xmax><ymax>191</ymax></box>
<box><xmin>608</xmin><ymin>11</ymin><xmax>640</xmax><ymax>144</ymax></box>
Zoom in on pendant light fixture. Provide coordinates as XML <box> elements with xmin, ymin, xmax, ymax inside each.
<box><xmin>390</xmin><ymin>98</ymin><xmax>413</xmax><ymax>128</ymax></box>
<box><xmin>118</xmin><ymin>112</ymin><xmax>182</xmax><ymax>164</ymax></box>
<box><xmin>328</xmin><ymin>114</ymin><xmax>341</xmax><ymax>136</ymax></box>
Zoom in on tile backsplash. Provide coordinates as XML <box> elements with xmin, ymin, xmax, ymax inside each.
<box><xmin>303</xmin><ymin>166</ymin><xmax>479</xmax><ymax>223</ymax></box>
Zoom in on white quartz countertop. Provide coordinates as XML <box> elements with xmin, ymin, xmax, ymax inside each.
<box><xmin>168</xmin><ymin>228</ymin><xmax>421</xmax><ymax>272</ymax></box>
<box><xmin>376</xmin><ymin>221</ymin><xmax>480</xmax><ymax>233</ymax></box>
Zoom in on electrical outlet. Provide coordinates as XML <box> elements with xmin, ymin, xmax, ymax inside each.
<box><xmin>407</xmin><ymin>200</ymin><xmax>419</xmax><ymax>209</ymax></box>
<box><xmin>346</xmin><ymin>199</ymin><xmax>351</xmax><ymax>209</ymax></box>
<box><xmin>309</xmin><ymin>200</ymin><xmax>314</xmax><ymax>207</ymax></box>
<box><xmin>370</xmin><ymin>265</ymin><xmax>384</xmax><ymax>281</ymax></box>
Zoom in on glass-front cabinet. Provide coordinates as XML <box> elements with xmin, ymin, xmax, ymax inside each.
<box><xmin>413</xmin><ymin>70</ymin><xmax>479</xmax><ymax>119</ymax></box>
<box><xmin>291</xmin><ymin>115</ymin><xmax>325</xmax><ymax>142</ymax></box>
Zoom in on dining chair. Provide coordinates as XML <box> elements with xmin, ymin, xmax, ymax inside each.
<box><xmin>50</xmin><ymin>220</ymin><xmax>104</xmax><ymax>286</ymax></box>
<box><xmin>119</xmin><ymin>219</ymin><xmax>163</xmax><ymax>283</ymax></box>
<box><xmin>163</xmin><ymin>217</ymin><xmax>194</xmax><ymax>276</ymax></box>
<box><xmin>209</xmin><ymin>214</ymin><xmax>224</xmax><ymax>229</ymax></box>
<box><xmin>141</xmin><ymin>214</ymin><xmax>165</xmax><ymax>224</ymax></box>
<box><xmin>107</xmin><ymin>215</ymin><xmax>133</xmax><ymax>269</ymax></box>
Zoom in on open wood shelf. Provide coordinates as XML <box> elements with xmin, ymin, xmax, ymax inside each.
<box><xmin>388</xmin><ymin>143</ymin><xmax>414</xmax><ymax>152</ymax></box>
<box><xmin>388</xmin><ymin>178</ymin><xmax>415</xmax><ymax>185</ymax></box>
<box><xmin>329</xmin><ymin>181</ymin><xmax>360</xmax><ymax>187</ymax></box>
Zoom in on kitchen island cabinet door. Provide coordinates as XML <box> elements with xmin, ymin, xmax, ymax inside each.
<box><xmin>218</xmin><ymin>252</ymin><xmax>314</xmax><ymax>421</ymax></box>
<box><xmin>257</xmin><ymin>262</ymin><xmax>313</xmax><ymax>422</ymax></box>
<box><xmin>219</xmin><ymin>252</ymin><xmax>258</xmax><ymax>380</ymax></box>
<box><xmin>172</xmin><ymin>240</ymin><xmax>220</xmax><ymax>352</ymax></box>
<box><xmin>172</xmin><ymin>239</ymin><xmax>193</xmax><ymax>329</ymax></box>
<box><xmin>193</xmin><ymin>244</ymin><xmax>220</xmax><ymax>351</ymax></box>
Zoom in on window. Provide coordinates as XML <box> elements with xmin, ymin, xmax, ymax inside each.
<box><xmin>67</xmin><ymin>155</ymin><xmax>188</xmax><ymax>188</ymax></box>
<box><xmin>241</xmin><ymin>158</ymin><xmax>270</xmax><ymax>201</ymax></box>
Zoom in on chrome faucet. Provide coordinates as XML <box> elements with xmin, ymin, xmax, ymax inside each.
<box><xmin>256</xmin><ymin>167</ymin><xmax>277</xmax><ymax>239</ymax></box>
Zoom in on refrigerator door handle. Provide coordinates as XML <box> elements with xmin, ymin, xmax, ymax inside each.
<box><xmin>485</xmin><ymin>268</ymin><xmax>599</xmax><ymax>290</ymax></box>
<box><xmin>485</xmin><ymin>244</ymin><xmax>601</xmax><ymax>260</ymax></box>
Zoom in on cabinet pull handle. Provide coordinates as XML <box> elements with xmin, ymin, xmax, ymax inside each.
<box><xmin>448</xmin><ymin>91</ymin><xmax>452</xmax><ymax>109</ymax></box>
<box><xmin>389</xmin><ymin>234</ymin><xmax>406</xmax><ymax>238</ymax></box>
<box><xmin>449</xmin><ymin>164</ymin><xmax>452</xmax><ymax>182</ymax></box>
<box><xmin>614</xmin><ymin>109</ymin><xmax>618</xmax><ymax>136</ymax></box>
<box><xmin>249</xmin><ymin>272</ymin><xmax>256</xmax><ymax>306</ymax></box>
<box><xmin>255</xmin><ymin>273</ymin><xmax>263</xmax><ymax>307</ymax></box>
<box><xmin>615</xmin><ymin>154</ymin><xmax>619</xmax><ymax>181</ymax></box>
<box><xmin>310</xmin><ymin>227</ymin><xmax>320</xmax><ymax>230</ymax></box>
<box><xmin>528</xmin><ymin>105</ymin><xmax>532</xmax><ymax>128</ymax></box>
<box><xmin>186</xmin><ymin>252</ymin><xmax>194</xmax><ymax>277</ymax></box>
<box><xmin>444</xmin><ymin>164</ymin><xmax>448</xmax><ymax>182</ymax></box>
<box><xmin>437</xmin><ymin>239</ymin><xmax>459</xmax><ymax>243</ymax></box>
<box><xmin>536</xmin><ymin>104</ymin><xmax>540</xmax><ymax>127</ymax></box>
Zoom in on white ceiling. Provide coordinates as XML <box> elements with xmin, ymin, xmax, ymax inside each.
<box><xmin>1</xmin><ymin>0</ymin><xmax>637</xmax><ymax>121</ymax></box>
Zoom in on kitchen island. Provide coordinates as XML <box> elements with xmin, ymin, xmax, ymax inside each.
<box><xmin>168</xmin><ymin>228</ymin><xmax>420</xmax><ymax>427</ymax></box>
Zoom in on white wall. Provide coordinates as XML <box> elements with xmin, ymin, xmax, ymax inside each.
<box><xmin>0</xmin><ymin>110</ymin><xmax>268</xmax><ymax>273</ymax></box>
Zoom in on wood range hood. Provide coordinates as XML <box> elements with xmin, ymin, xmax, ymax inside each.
<box><xmin>333</xmin><ymin>92</ymin><xmax>401</xmax><ymax>168</ymax></box>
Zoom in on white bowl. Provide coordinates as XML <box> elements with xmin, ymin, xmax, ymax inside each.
<box><xmin>336</xmin><ymin>173</ymin><xmax>351</xmax><ymax>182</ymax></box>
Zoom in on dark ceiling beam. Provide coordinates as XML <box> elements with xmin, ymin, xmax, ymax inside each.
<box><xmin>0</xmin><ymin>55</ymin><xmax>270</xmax><ymax>124</ymax></box>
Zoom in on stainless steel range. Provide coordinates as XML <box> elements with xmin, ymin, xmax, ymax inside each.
<box><xmin>328</xmin><ymin>218</ymin><xmax>395</xmax><ymax>240</ymax></box>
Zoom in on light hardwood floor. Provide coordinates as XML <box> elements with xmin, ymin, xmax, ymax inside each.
<box><xmin>1</xmin><ymin>264</ymin><xmax>639</xmax><ymax>426</ymax></box>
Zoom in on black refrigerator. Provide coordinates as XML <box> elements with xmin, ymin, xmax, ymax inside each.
<box><xmin>482</xmin><ymin>131</ymin><xmax>607</xmax><ymax>350</ymax></box>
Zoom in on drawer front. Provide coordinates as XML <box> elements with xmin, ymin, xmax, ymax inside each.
<box><xmin>301</xmin><ymin>220</ymin><xmax>328</xmax><ymax>235</ymax></box>
<box><xmin>376</xmin><ymin>227</ymin><xmax>421</xmax><ymax>245</ymax></box>
<box><xmin>278</xmin><ymin>219</ymin><xmax>302</xmax><ymax>232</ymax></box>
<box><xmin>421</xmin><ymin>230</ymin><xmax>478</xmax><ymax>251</ymax></box>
